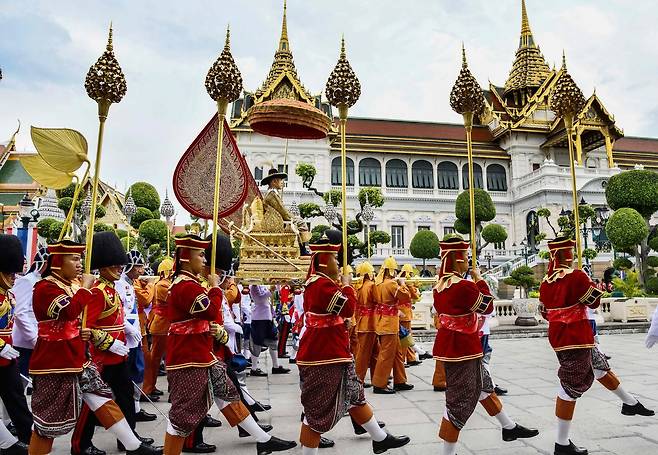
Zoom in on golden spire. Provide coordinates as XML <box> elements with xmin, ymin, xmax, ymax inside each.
<box><xmin>520</xmin><ymin>0</ymin><xmax>533</xmax><ymax>47</ymax></box>
<box><xmin>279</xmin><ymin>0</ymin><xmax>289</xmax><ymax>51</ymax></box>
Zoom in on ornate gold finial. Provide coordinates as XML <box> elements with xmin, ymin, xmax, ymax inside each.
<box><xmin>449</xmin><ymin>45</ymin><xmax>485</xmax><ymax>115</ymax></box>
<box><xmin>561</xmin><ymin>49</ymin><xmax>567</xmax><ymax>69</ymax></box>
<box><xmin>325</xmin><ymin>36</ymin><xmax>361</xmax><ymax>110</ymax></box>
<box><xmin>224</xmin><ymin>24</ymin><xmax>230</xmax><ymax>50</ymax></box>
<box><xmin>280</xmin><ymin>0</ymin><xmax>289</xmax><ymax>50</ymax></box>
<box><xmin>550</xmin><ymin>52</ymin><xmax>586</xmax><ymax>119</ymax></box>
<box><xmin>205</xmin><ymin>25</ymin><xmax>243</xmax><ymax>103</ymax></box>
<box><xmin>85</xmin><ymin>23</ymin><xmax>127</xmax><ymax>110</ymax></box>
<box><xmin>521</xmin><ymin>0</ymin><xmax>531</xmax><ymax>40</ymax></box>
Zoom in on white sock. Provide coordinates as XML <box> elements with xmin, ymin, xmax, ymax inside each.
<box><xmin>302</xmin><ymin>446</ymin><xmax>319</xmax><ymax>455</ymax></box>
<box><xmin>108</xmin><ymin>418</ymin><xmax>140</xmax><ymax>451</ymax></box>
<box><xmin>0</xmin><ymin>421</ymin><xmax>18</xmax><ymax>450</ymax></box>
<box><xmin>556</xmin><ymin>417</ymin><xmax>571</xmax><ymax>446</ymax></box>
<box><xmin>251</xmin><ymin>353</ymin><xmax>260</xmax><ymax>370</ymax></box>
<box><xmin>238</xmin><ymin>415</ymin><xmax>271</xmax><ymax>443</ymax></box>
<box><xmin>413</xmin><ymin>345</ymin><xmax>426</xmax><ymax>355</ymax></box>
<box><xmin>612</xmin><ymin>386</ymin><xmax>638</xmax><ymax>405</ymax></box>
<box><xmin>134</xmin><ymin>400</ymin><xmax>141</xmax><ymax>413</ymax></box>
<box><xmin>360</xmin><ymin>416</ymin><xmax>387</xmax><ymax>442</ymax></box>
<box><xmin>269</xmin><ymin>349</ymin><xmax>280</xmax><ymax>369</ymax></box>
<box><xmin>494</xmin><ymin>410</ymin><xmax>516</xmax><ymax>430</ymax></box>
<box><xmin>478</xmin><ymin>391</ymin><xmax>489</xmax><ymax>400</ymax></box>
<box><xmin>442</xmin><ymin>441</ymin><xmax>457</xmax><ymax>455</ymax></box>
<box><xmin>242</xmin><ymin>389</ymin><xmax>256</xmax><ymax>406</ymax></box>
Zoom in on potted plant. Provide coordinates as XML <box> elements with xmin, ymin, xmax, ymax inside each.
<box><xmin>503</xmin><ymin>265</ymin><xmax>540</xmax><ymax>326</ymax></box>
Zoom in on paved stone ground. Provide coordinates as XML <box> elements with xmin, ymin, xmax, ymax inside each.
<box><xmin>47</xmin><ymin>333</ymin><xmax>658</xmax><ymax>454</ymax></box>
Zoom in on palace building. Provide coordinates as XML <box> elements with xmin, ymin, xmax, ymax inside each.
<box><xmin>226</xmin><ymin>1</ymin><xmax>658</xmax><ymax>268</ymax></box>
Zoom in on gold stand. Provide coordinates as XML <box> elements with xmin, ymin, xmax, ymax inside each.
<box><xmin>463</xmin><ymin>111</ymin><xmax>477</xmax><ymax>269</ymax></box>
<box><xmin>210</xmin><ymin>100</ymin><xmax>228</xmax><ymax>275</ymax></box>
<box><xmin>565</xmin><ymin>115</ymin><xmax>583</xmax><ymax>268</ymax></box>
<box><xmin>339</xmin><ymin>105</ymin><xmax>349</xmax><ymax>270</ymax></box>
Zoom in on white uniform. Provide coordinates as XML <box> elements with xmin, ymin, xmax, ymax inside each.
<box><xmin>115</xmin><ymin>274</ymin><xmax>141</xmax><ymax>349</ymax></box>
<box><xmin>11</xmin><ymin>271</ymin><xmax>40</xmax><ymax>351</ymax></box>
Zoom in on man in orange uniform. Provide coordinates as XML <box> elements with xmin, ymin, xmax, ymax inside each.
<box><xmin>371</xmin><ymin>257</ymin><xmax>412</xmax><ymax>394</ymax></box>
<box><xmin>296</xmin><ymin>234</ymin><xmax>410</xmax><ymax>455</ymax></box>
<box><xmin>28</xmin><ymin>238</ymin><xmax>159</xmax><ymax>455</ymax></box>
<box><xmin>397</xmin><ymin>264</ymin><xmax>420</xmax><ymax>366</ymax></box>
<box><xmin>162</xmin><ymin>235</ymin><xmax>295</xmax><ymax>455</ymax></box>
<box><xmin>540</xmin><ymin>237</ymin><xmax>653</xmax><ymax>455</ymax></box>
<box><xmin>435</xmin><ymin>238</ymin><xmax>538</xmax><ymax>455</ymax></box>
<box><xmin>133</xmin><ymin>269</ymin><xmax>154</xmax><ymax>362</ymax></box>
<box><xmin>142</xmin><ymin>258</ymin><xmax>173</xmax><ymax>399</ymax></box>
<box><xmin>353</xmin><ymin>261</ymin><xmax>378</xmax><ymax>385</ymax></box>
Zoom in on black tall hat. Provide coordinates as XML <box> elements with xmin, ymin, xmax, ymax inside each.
<box><xmin>260</xmin><ymin>168</ymin><xmax>288</xmax><ymax>186</ymax></box>
<box><xmin>323</xmin><ymin>228</ymin><xmax>353</xmax><ymax>265</ymax></box>
<box><xmin>204</xmin><ymin>234</ymin><xmax>233</xmax><ymax>272</ymax></box>
<box><xmin>0</xmin><ymin>234</ymin><xmax>25</xmax><ymax>274</ymax></box>
<box><xmin>91</xmin><ymin>232</ymin><xmax>128</xmax><ymax>270</ymax></box>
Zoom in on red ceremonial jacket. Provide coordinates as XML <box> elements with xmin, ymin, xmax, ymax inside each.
<box><xmin>296</xmin><ymin>273</ymin><xmax>357</xmax><ymax>366</ymax></box>
<box><xmin>0</xmin><ymin>288</ymin><xmax>15</xmax><ymax>368</ymax></box>
<box><xmin>432</xmin><ymin>274</ymin><xmax>493</xmax><ymax>362</ymax></box>
<box><xmin>166</xmin><ymin>271</ymin><xmax>222</xmax><ymax>370</ymax></box>
<box><xmin>539</xmin><ymin>268</ymin><xmax>603</xmax><ymax>351</ymax></box>
<box><xmin>30</xmin><ymin>275</ymin><xmax>91</xmax><ymax>374</ymax></box>
<box><xmin>86</xmin><ymin>278</ymin><xmax>127</xmax><ymax>367</ymax></box>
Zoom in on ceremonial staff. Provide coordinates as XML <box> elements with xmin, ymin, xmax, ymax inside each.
<box><xmin>550</xmin><ymin>53</ymin><xmax>586</xmax><ymax>268</ymax></box>
<box><xmin>325</xmin><ymin>37</ymin><xmax>361</xmax><ymax>270</ymax></box>
<box><xmin>83</xmin><ymin>24</ymin><xmax>127</xmax><ymax>272</ymax></box>
<box><xmin>449</xmin><ymin>45</ymin><xmax>485</xmax><ymax>269</ymax></box>
<box><xmin>205</xmin><ymin>26</ymin><xmax>243</xmax><ymax>275</ymax></box>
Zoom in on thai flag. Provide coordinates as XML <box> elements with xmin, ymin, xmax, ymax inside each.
<box><xmin>4</xmin><ymin>227</ymin><xmax>39</xmax><ymax>272</ymax></box>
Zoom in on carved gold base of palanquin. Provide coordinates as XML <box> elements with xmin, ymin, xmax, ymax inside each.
<box><xmin>237</xmin><ymin>231</ymin><xmax>310</xmax><ymax>283</ymax></box>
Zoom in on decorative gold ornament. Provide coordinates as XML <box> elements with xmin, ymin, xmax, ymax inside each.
<box><xmin>325</xmin><ymin>37</ymin><xmax>361</xmax><ymax>110</ymax></box>
<box><xmin>85</xmin><ymin>24</ymin><xmax>127</xmax><ymax>110</ymax></box>
<box><xmin>205</xmin><ymin>27</ymin><xmax>243</xmax><ymax>103</ymax></box>
<box><xmin>550</xmin><ymin>54</ymin><xmax>586</xmax><ymax>119</ymax></box>
<box><xmin>449</xmin><ymin>45</ymin><xmax>485</xmax><ymax>116</ymax></box>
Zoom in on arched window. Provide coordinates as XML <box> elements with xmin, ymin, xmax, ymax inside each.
<box><xmin>412</xmin><ymin>160</ymin><xmax>434</xmax><ymax>189</ymax></box>
<box><xmin>462</xmin><ymin>163</ymin><xmax>483</xmax><ymax>189</ymax></box>
<box><xmin>486</xmin><ymin>164</ymin><xmax>507</xmax><ymax>191</ymax></box>
<box><xmin>331</xmin><ymin>156</ymin><xmax>354</xmax><ymax>186</ymax></box>
<box><xmin>385</xmin><ymin>159</ymin><xmax>408</xmax><ymax>188</ymax></box>
<box><xmin>359</xmin><ymin>158</ymin><xmax>381</xmax><ymax>186</ymax></box>
<box><xmin>437</xmin><ymin>162</ymin><xmax>458</xmax><ymax>189</ymax></box>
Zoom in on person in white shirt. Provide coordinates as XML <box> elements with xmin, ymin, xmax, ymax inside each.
<box><xmin>249</xmin><ymin>285</ymin><xmax>290</xmax><ymax>376</ymax></box>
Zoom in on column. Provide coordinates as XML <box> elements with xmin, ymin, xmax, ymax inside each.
<box><xmin>603</xmin><ymin>129</ymin><xmax>615</xmax><ymax>168</ymax></box>
<box><xmin>575</xmin><ymin>127</ymin><xmax>584</xmax><ymax>166</ymax></box>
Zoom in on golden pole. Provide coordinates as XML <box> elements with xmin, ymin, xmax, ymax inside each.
<box><xmin>166</xmin><ymin>220</ymin><xmax>171</xmax><ymax>257</ymax></box>
<box><xmin>84</xmin><ymin>101</ymin><xmax>110</xmax><ymax>273</ymax></box>
<box><xmin>339</xmin><ymin>105</ymin><xmax>349</xmax><ymax>270</ymax></box>
<box><xmin>210</xmin><ymin>101</ymin><xmax>228</xmax><ymax>275</ymax></box>
<box><xmin>59</xmin><ymin>162</ymin><xmax>90</xmax><ymax>241</ymax></box>
<box><xmin>281</xmin><ymin>139</ymin><xmax>289</xmax><ymax>202</ymax></box>
<box><xmin>367</xmin><ymin>223</ymin><xmax>371</xmax><ymax>260</ymax></box>
<box><xmin>463</xmin><ymin>111</ymin><xmax>477</xmax><ymax>269</ymax></box>
<box><xmin>565</xmin><ymin>115</ymin><xmax>583</xmax><ymax>268</ymax></box>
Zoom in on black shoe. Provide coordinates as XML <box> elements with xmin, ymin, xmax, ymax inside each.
<box><xmin>622</xmin><ymin>401</ymin><xmax>655</xmax><ymax>416</ymax></box>
<box><xmin>288</xmin><ymin>358</ymin><xmax>296</xmax><ymax>364</ymax></box>
<box><xmin>151</xmin><ymin>388</ymin><xmax>164</xmax><ymax>396</ymax></box>
<box><xmin>363</xmin><ymin>382</ymin><xmax>372</xmax><ymax>389</ymax></box>
<box><xmin>119</xmin><ymin>436</ymin><xmax>155</xmax><ymax>451</ymax></box>
<box><xmin>271</xmin><ymin>366</ymin><xmax>290</xmax><ymax>375</ymax></box>
<box><xmin>250</xmin><ymin>401</ymin><xmax>272</xmax><ymax>412</ymax></box>
<box><xmin>406</xmin><ymin>360</ymin><xmax>421</xmax><ymax>367</ymax></box>
<box><xmin>418</xmin><ymin>352</ymin><xmax>433</xmax><ymax>360</ymax></box>
<box><xmin>554</xmin><ymin>440</ymin><xmax>588</xmax><ymax>455</ymax></box>
<box><xmin>393</xmin><ymin>383</ymin><xmax>414</xmax><ymax>391</ymax></box>
<box><xmin>239</xmin><ymin>423</ymin><xmax>273</xmax><ymax>438</ymax></box>
<box><xmin>250</xmin><ymin>368</ymin><xmax>268</xmax><ymax>377</ymax></box>
<box><xmin>372</xmin><ymin>433</ymin><xmax>410</xmax><ymax>454</ymax></box>
<box><xmin>433</xmin><ymin>386</ymin><xmax>446</xmax><ymax>392</ymax></box>
<box><xmin>351</xmin><ymin>416</ymin><xmax>386</xmax><ymax>435</ymax></box>
<box><xmin>126</xmin><ymin>443</ymin><xmax>163</xmax><ymax>455</ymax></box>
<box><xmin>135</xmin><ymin>409</ymin><xmax>157</xmax><ymax>422</ymax></box>
<box><xmin>140</xmin><ymin>394</ymin><xmax>160</xmax><ymax>402</ymax></box>
<box><xmin>71</xmin><ymin>445</ymin><xmax>106</xmax><ymax>455</ymax></box>
<box><xmin>373</xmin><ymin>386</ymin><xmax>395</xmax><ymax>395</ymax></box>
<box><xmin>502</xmin><ymin>424</ymin><xmax>539</xmax><ymax>441</ymax></box>
<box><xmin>604</xmin><ymin>354</ymin><xmax>612</xmax><ymax>360</ymax></box>
<box><xmin>201</xmin><ymin>414</ymin><xmax>222</xmax><ymax>427</ymax></box>
<box><xmin>279</xmin><ymin>353</ymin><xmax>290</xmax><ymax>358</ymax></box>
<box><xmin>182</xmin><ymin>442</ymin><xmax>216</xmax><ymax>453</ymax></box>
<box><xmin>494</xmin><ymin>385</ymin><xmax>508</xmax><ymax>396</ymax></box>
<box><xmin>1</xmin><ymin>441</ymin><xmax>28</xmax><ymax>455</ymax></box>
<box><xmin>319</xmin><ymin>437</ymin><xmax>335</xmax><ymax>448</ymax></box>
<box><xmin>6</xmin><ymin>423</ymin><xmax>15</xmax><ymax>436</ymax></box>
<box><xmin>256</xmin><ymin>436</ymin><xmax>297</xmax><ymax>454</ymax></box>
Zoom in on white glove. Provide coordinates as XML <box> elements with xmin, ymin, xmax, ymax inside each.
<box><xmin>108</xmin><ymin>339</ymin><xmax>130</xmax><ymax>356</ymax></box>
<box><xmin>284</xmin><ymin>315</ymin><xmax>291</xmax><ymax>323</ymax></box>
<box><xmin>127</xmin><ymin>330</ymin><xmax>142</xmax><ymax>346</ymax></box>
<box><xmin>646</xmin><ymin>335</ymin><xmax>658</xmax><ymax>349</ymax></box>
<box><xmin>0</xmin><ymin>344</ymin><xmax>20</xmax><ymax>360</ymax></box>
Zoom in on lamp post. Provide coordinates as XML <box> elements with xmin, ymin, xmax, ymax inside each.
<box><xmin>361</xmin><ymin>194</ymin><xmax>374</xmax><ymax>258</ymax></box>
<box><xmin>17</xmin><ymin>193</ymin><xmax>39</xmax><ymax>256</ymax></box>
<box><xmin>520</xmin><ymin>238</ymin><xmax>529</xmax><ymax>266</ymax></box>
<box><xmin>484</xmin><ymin>251</ymin><xmax>493</xmax><ymax>270</ymax></box>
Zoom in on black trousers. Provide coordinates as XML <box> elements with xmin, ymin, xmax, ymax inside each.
<box><xmin>71</xmin><ymin>361</ymin><xmax>136</xmax><ymax>452</ymax></box>
<box><xmin>0</xmin><ymin>362</ymin><xmax>33</xmax><ymax>443</ymax></box>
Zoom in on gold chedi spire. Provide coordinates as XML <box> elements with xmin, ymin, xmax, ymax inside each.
<box><xmin>503</xmin><ymin>0</ymin><xmax>550</xmax><ymax>103</ymax></box>
<box><xmin>550</xmin><ymin>52</ymin><xmax>586</xmax><ymax>121</ymax></box>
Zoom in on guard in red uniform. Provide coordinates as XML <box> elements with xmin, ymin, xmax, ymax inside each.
<box><xmin>0</xmin><ymin>234</ymin><xmax>32</xmax><ymax>454</ymax></box>
<box><xmin>434</xmin><ymin>238</ymin><xmax>538</xmax><ymax>455</ymax></box>
<box><xmin>297</xmin><ymin>233</ymin><xmax>410</xmax><ymax>455</ymax></box>
<box><xmin>28</xmin><ymin>239</ymin><xmax>158</xmax><ymax>455</ymax></box>
<box><xmin>163</xmin><ymin>235</ymin><xmax>295</xmax><ymax>455</ymax></box>
<box><xmin>72</xmin><ymin>232</ymin><xmax>158</xmax><ymax>455</ymax></box>
<box><xmin>540</xmin><ymin>237</ymin><xmax>654</xmax><ymax>455</ymax></box>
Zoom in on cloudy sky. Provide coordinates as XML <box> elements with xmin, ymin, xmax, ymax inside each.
<box><xmin>1</xmin><ymin>0</ymin><xmax>657</xmax><ymax>220</ymax></box>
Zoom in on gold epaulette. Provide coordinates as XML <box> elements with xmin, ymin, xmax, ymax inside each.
<box><xmin>542</xmin><ymin>267</ymin><xmax>575</xmax><ymax>284</ymax></box>
<box><xmin>434</xmin><ymin>274</ymin><xmax>462</xmax><ymax>293</ymax></box>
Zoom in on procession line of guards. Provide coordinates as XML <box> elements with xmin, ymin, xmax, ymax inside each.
<box><xmin>0</xmin><ymin>228</ymin><xmax>654</xmax><ymax>455</ymax></box>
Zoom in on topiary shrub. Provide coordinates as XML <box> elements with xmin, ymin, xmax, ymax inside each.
<box><xmin>37</xmin><ymin>217</ymin><xmax>56</xmax><ymax>239</ymax></box>
<box><xmin>128</xmin><ymin>182</ymin><xmax>161</xmax><ymax>212</ymax></box>
<box><xmin>613</xmin><ymin>257</ymin><xmax>633</xmax><ymax>270</ymax></box>
<box><xmin>503</xmin><ymin>265</ymin><xmax>539</xmax><ymax>298</ymax></box>
<box><xmin>298</xmin><ymin>202</ymin><xmax>323</xmax><ymax>220</ymax></box>
<box><xmin>131</xmin><ymin>207</ymin><xmax>155</xmax><ymax>230</ymax></box>
<box><xmin>605</xmin><ymin>208</ymin><xmax>649</xmax><ymax>251</ymax></box>
<box><xmin>139</xmin><ymin>219</ymin><xmax>168</xmax><ymax>247</ymax></box>
<box><xmin>481</xmin><ymin>223</ymin><xmax>508</xmax><ymax>244</ymax></box>
<box><xmin>93</xmin><ymin>223</ymin><xmax>114</xmax><ymax>233</ymax></box>
<box><xmin>410</xmin><ymin>230</ymin><xmax>440</xmax><ymax>269</ymax></box>
<box><xmin>322</xmin><ymin>189</ymin><xmax>342</xmax><ymax>207</ymax></box>
<box><xmin>606</xmin><ymin>170</ymin><xmax>658</xmax><ymax>218</ymax></box>
<box><xmin>56</xmin><ymin>183</ymin><xmax>76</xmax><ymax>199</ymax></box>
<box><xmin>647</xmin><ymin>256</ymin><xmax>658</xmax><ymax>268</ymax></box>
<box><xmin>310</xmin><ymin>224</ymin><xmax>331</xmax><ymax>243</ymax></box>
<box><xmin>646</xmin><ymin>276</ymin><xmax>658</xmax><ymax>295</ymax></box>
<box><xmin>357</xmin><ymin>187</ymin><xmax>384</xmax><ymax>209</ymax></box>
<box><xmin>455</xmin><ymin>189</ymin><xmax>495</xmax><ymax>224</ymax></box>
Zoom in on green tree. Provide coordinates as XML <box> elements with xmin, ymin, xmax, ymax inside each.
<box><xmin>131</xmin><ymin>207</ymin><xmax>155</xmax><ymax>229</ymax></box>
<box><xmin>295</xmin><ymin>162</ymin><xmax>317</xmax><ymax>187</ymax></box>
<box><xmin>606</xmin><ymin>207</ymin><xmax>649</xmax><ymax>282</ymax></box>
<box><xmin>368</xmin><ymin>230</ymin><xmax>391</xmax><ymax>256</ymax></box>
<box><xmin>128</xmin><ymin>182</ymin><xmax>161</xmax><ymax>212</ymax></box>
<box><xmin>93</xmin><ymin>223</ymin><xmax>114</xmax><ymax>233</ymax></box>
<box><xmin>454</xmin><ymin>189</ymin><xmax>506</xmax><ymax>256</ymax></box>
<box><xmin>139</xmin><ymin>219</ymin><xmax>168</xmax><ymax>247</ymax></box>
<box><xmin>56</xmin><ymin>183</ymin><xmax>76</xmax><ymax>199</ymax></box>
<box><xmin>298</xmin><ymin>202</ymin><xmax>323</xmax><ymax>220</ymax></box>
<box><xmin>503</xmin><ymin>265</ymin><xmax>539</xmax><ymax>298</ymax></box>
<box><xmin>48</xmin><ymin>221</ymin><xmax>65</xmax><ymax>242</ymax></box>
<box><xmin>612</xmin><ymin>270</ymin><xmax>644</xmax><ymax>298</ymax></box>
<box><xmin>613</xmin><ymin>257</ymin><xmax>633</xmax><ymax>270</ymax></box>
<box><xmin>322</xmin><ymin>189</ymin><xmax>342</xmax><ymax>207</ymax></box>
<box><xmin>310</xmin><ymin>224</ymin><xmax>331</xmax><ymax>243</ymax></box>
<box><xmin>120</xmin><ymin>236</ymin><xmax>137</xmax><ymax>250</ymax></box>
<box><xmin>37</xmin><ymin>218</ymin><xmax>56</xmax><ymax>240</ymax></box>
<box><xmin>410</xmin><ymin>230</ymin><xmax>440</xmax><ymax>270</ymax></box>
<box><xmin>357</xmin><ymin>187</ymin><xmax>385</xmax><ymax>209</ymax></box>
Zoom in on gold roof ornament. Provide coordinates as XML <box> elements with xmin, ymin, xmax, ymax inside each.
<box><xmin>85</xmin><ymin>23</ymin><xmax>127</xmax><ymax>117</ymax></box>
<box><xmin>550</xmin><ymin>52</ymin><xmax>586</xmax><ymax>121</ymax></box>
<box><xmin>325</xmin><ymin>37</ymin><xmax>361</xmax><ymax>113</ymax></box>
<box><xmin>449</xmin><ymin>45</ymin><xmax>485</xmax><ymax>116</ymax></box>
<box><xmin>503</xmin><ymin>0</ymin><xmax>551</xmax><ymax>99</ymax></box>
<box><xmin>205</xmin><ymin>26</ymin><xmax>243</xmax><ymax>103</ymax></box>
